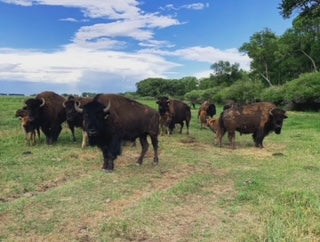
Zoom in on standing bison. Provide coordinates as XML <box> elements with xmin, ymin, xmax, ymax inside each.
<box><xmin>219</xmin><ymin>102</ymin><xmax>288</xmax><ymax>148</ymax></box>
<box><xmin>156</xmin><ymin>97</ymin><xmax>191</xmax><ymax>135</ymax></box>
<box><xmin>63</xmin><ymin>96</ymin><xmax>93</xmax><ymax>148</ymax></box>
<box><xmin>75</xmin><ymin>94</ymin><xmax>160</xmax><ymax>172</ymax></box>
<box><xmin>23</xmin><ymin>91</ymin><xmax>66</xmax><ymax>144</ymax></box>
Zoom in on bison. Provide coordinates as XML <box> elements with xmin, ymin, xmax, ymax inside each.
<box><xmin>23</xmin><ymin>91</ymin><xmax>66</xmax><ymax>144</ymax></box>
<box><xmin>219</xmin><ymin>102</ymin><xmax>288</xmax><ymax>148</ymax></box>
<box><xmin>74</xmin><ymin>94</ymin><xmax>160</xmax><ymax>172</ymax></box>
<box><xmin>156</xmin><ymin>97</ymin><xmax>191</xmax><ymax>135</ymax></box>
<box><xmin>63</xmin><ymin>96</ymin><xmax>93</xmax><ymax>148</ymax></box>
<box><xmin>16</xmin><ymin>108</ymin><xmax>40</xmax><ymax>145</ymax></box>
<box><xmin>159</xmin><ymin>111</ymin><xmax>173</xmax><ymax>135</ymax></box>
<box><xmin>198</xmin><ymin>101</ymin><xmax>216</xmax><ymax>129</ymax></box>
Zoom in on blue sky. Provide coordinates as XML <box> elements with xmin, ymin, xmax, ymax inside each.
<box><xmin>0</xmin><ymin>0</ymin><xmax>294</xmax><ymax>95</ymax></box>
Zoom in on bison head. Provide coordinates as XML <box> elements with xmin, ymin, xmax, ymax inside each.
<box><xmin>156</xmin><ymin>96</ymin><xmax>170</xmax><ymax>115</ymax></box>
<box><xmin>206</xmin><ymin>104</ymin><xmax>216</xmax><ymax>117</ymax></box>
<box><xmin>75</xmin><ymin>100</ymin><xmax>110</xmax><ymax>137</ymax></box>
<box><xmin>24</xmin><ymin>97</ymin><xmax>45</xmax><ymax>122</ymax></box>
<box><xmin>63</xmin><ymin>99</ymin><xmax>81</xmax><ymax>122</ymax></box>
<box><xmin>269</xmin><ymin>108</ymin><xmax>288</xmax><ymax>134</ymax></box>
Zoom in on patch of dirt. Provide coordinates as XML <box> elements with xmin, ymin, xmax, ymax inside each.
<box><xmin>180</xmin><ymin>136</ymin><xmax>197</xmax><ymax>144</ymax></box>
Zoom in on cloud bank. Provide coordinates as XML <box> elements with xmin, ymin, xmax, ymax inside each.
<box><xmin>0</xmin><ymin>0</ymin><xmax>250</xmax><ymax>94</ymax></box>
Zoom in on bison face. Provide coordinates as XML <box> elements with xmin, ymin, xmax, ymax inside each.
<box><xmin>75</xmin><ymin>101</ymin><xmax>110</xmax><ymax>137</ymax></box>
<box><xmin>24</xmin><ymin>98</ymin><xmax>45</xmax><ymax>122</ymax></box>
<box><xmin>63</xmin><ymin>100</ymin><xmax>80</xmax><ymax>122</ymax></box>
<box><xmin>270</xmin><ymin>108</ymin><xmax>288</xmax><ymax>134</ymax></box>
<box><xmin>156</xmin><ymin>97</ymin><xmax>170</xmax><ymax>115</ymax></box>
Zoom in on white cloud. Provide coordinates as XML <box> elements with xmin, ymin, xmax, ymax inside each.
<box><xmin>2</xmin><ymin>0</ymin><xmax>32</xmax><ymax>6</ymax></box>
<box><xmin>161</xmin><ymin>2</ymin><xmax>209</xmax><ymax>11</ymax></box>
<box><xmin>181</xmin><ymin>3</ymin><xmax>209</xmax><ymax>10</ymax></box>
<box><xmin>139</xmin><ymin>46</ymin><xmax>251</xmax><ymax>71</ymax></box>
<box><xmin>0</xmin><ymin>46</ymin><xmax>181</xmax><ymax>88</ymax></box>
<box><xmin>59</xmin><ymin>17</ymin><xmax>78</xmax><ymax>22</ymax></box>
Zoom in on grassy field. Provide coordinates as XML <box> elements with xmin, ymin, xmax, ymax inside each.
<box><xmin>0</xmin><ymin>96</ymin><xmax>320</xmax><ymax>241</ymax></box>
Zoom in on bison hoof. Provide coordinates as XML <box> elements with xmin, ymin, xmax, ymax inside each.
<box><xmin>102</xmin><ymin>169</ymin><xmax>113</xmax><ymax>173</ymax></box>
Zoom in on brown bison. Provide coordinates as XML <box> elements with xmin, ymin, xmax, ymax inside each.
<box><xmin>156</xmin><ymin>97</ymin><xmax>191</xmax><ymax>134</ymax></box>
<box><xmin>159</xmin><ymin>111</ymin><xmax>173</xmax><ymax>135</ymax></box>
<box><xmin>198</xmin><ymin>101</ymin><xmax>216</xmax><ymax>117</ymax></box>
<box><xmin>198</xmin><ymin>101</ymin><xmax>216</xmax><ymax>129</ymax></box>
<box><xmin>74</xmin><ymin>94</ymin><xmax>160</xmax><ymax>172</ymax></box>
<box><xmin>219</xmin><ymin>102</ymin><xmax>288</xmax><ymax>148</ymax></box>
<box><xmin>16</xmin><ymin>108</ymin><xmax>40</xmax><ymax>145</ymax></box>
<box><xmin>63</xmin><ymin>96</ymin><xmax>93</xmax><ymax>148</ymax></box>
<box><xmin>206</xmin><ymin>117</ymin><xmax>224</xmax><ymax>145</ymax></box>
<box><xmin>23</xmin><ymin>91</ymin><xmax>66</xmax><ymax>144</ymax></box>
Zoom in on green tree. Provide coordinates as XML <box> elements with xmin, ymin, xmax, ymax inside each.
<box><xmin>240</xmin><ymin>29</ymin><xmax>281</xmax><ymax>86</ymax></box>
<box><xmin>279</xmin><ymin>0</ymin><xmax>320</xmax><ymax>18</ymax></box>
<box><xmin>210</xmin><ymin>61</ymin><xmax>243</xmax><ymax>86</ymax></box>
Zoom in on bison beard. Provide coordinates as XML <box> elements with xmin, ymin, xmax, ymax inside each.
<box><xmin>76</xmin><ymin>94</ymin><xmax>160</xmax><ymax>172</ymax></box>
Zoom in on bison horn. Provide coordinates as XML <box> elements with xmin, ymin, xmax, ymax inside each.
<box><xmin>74</xmin><ymin>101</ymin><xmax>83</xmax><ymax>113</ymax></box>
<box><xmin>62</xmin><ymin>101</ymin><xmax>66</xmax><ymax>108</ymax></box>
<box><xmin>103</xmin><ymin>101</ymin><xmax>111</xmax><ymax>113</ymax></box>
<box><xmin>269</xmin><ymin>109</ymin><xmax>274</xmax><ymax>116</ymax></box>
<box><xmin>40</xmin><ymin>98</ymin><xmax>46</xmax><ymax>107</ymax></box>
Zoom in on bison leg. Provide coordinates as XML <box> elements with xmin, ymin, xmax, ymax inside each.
<box><xmin>102</xmin><ymin>148</ymin><xmax>115</xmax><ymax>172</ymax></box>
<box><xmin>51</xmin><ymin>125</ymin><xmax>62</xmax><ymax>143</ymax></box>
<box><xmin>36</xmin><ymin>127</ymin><xmax>41</xmax><ymax>141</ymax></box>
<box><xmin>186</xmin><ymin>120</ymin><xmax>190</xmax><ymax>135</ymax></box>
<box><xmin>150</xmin><ymin>135</ymin><xmax>159</xmax><ymax>164</ymax></box>
<box><xmin>81</xmin><ymin>131</ymin><xmax>88</xmax><ymax>149</ymax></box>
<box><xmin>228</xmin><ymin>131</ymin><xmax>236</xmax><ymax>149</ymax></box>
<box><xmin>30</xmin><ymin>131</ymin><xmax>35</xmax><ymax>146</ymax></box>
<box><xmin>253</xmin><ymin>129</ymin><xmax>264</xmax><ymax>148</ymax></box>
<box><xmin>179</xmin><ymin>122</ymin><xmax>184</xmax><ymax>134</ymax></box>
<box><xmin>68</xmin><ymin>123</ymin><xmax>76</xmax><ymax>142</ymax></box>
<box><xmin>137</xmin><ymin>135</ymin><xmax>149</xmax><ymax>165</ymax></box>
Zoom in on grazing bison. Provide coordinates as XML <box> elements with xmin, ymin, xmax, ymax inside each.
<box><xmin>156</xmin><ymin>97</ymin><xmax>191</xmax><ymax>134</ymax></box>
<box><xmin>23</xmin><ymin>91</ymin><xmax>66</xmax><ymax>144</ymax></box>
<box><xmin>219</xmin><ymin>102</ymin><xmax>288</xmax><ymax>148</ymax></box>
<box><xmin>16</xmin><ymin>108</ymin><xmax>40</xmax><ymax>145</ymax></box>
<box><xmin>63</xmin><ymin>96</ymin><xmax>93</xmax><ymax>148</ymax></box>
<box><xmin>74</xmin><ymin>94</ymin><xmax>160</xmax><ymax>172</ymax></box>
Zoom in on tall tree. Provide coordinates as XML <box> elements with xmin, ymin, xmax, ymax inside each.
<box><xmin>240</xmin><ymin>29</ymin><xmax>280</xmax><ymax>86</ymax></box>
<box><xmin>279</xmin><ymin>0</ymin><xmax>320</xmax><ymax>18</ymax></box>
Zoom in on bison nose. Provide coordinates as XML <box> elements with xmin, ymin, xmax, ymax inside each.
<box><xmin>87</xmin><ymin>129</ymin><xmax>97</xmax><ymax>136</ymax></box>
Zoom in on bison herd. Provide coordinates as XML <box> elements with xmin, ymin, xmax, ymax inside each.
<box><xmin>15</xmin><ymin>91</ymin><xmax>288</xmax><ymax>172</ymax></box>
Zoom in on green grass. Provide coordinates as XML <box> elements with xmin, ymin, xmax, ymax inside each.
<box><xmin>0</xmin><ymin>96</ymin><xmax>320</xmax><ymax>241</ymax></box>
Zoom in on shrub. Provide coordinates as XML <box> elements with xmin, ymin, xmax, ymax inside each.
<box><xmin>260</xmin><ymin>86</ymin><xmax>286</xmax><ymax>105</ymax></box>
<box><xmin>284</xmin><ymin>72</ymin><xmax>320</xmax><ymax>110</ymax></box>
<box><xmin>218</xmin><ymin>79</ymin><xmax>264</xmax><ymax>104</ymax></box>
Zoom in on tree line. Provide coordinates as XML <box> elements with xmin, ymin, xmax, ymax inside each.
<box><xmin>135</xmin><ymin>0</ymin><xmax>320</xmax><ymax>111</ymax></box>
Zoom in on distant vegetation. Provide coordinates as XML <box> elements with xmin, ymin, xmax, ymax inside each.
<box><xmin>134</xmin><ymin>0</ymin><xmax>320</xmax><ymax>111</ymax></box>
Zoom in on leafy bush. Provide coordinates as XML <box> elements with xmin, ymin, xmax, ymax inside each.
<box><xmin>284</xmin><ymin>72</ymin><xmax>320</xmax><ymax>110</ymax></box>
<box><xmin>260</xmin><ymin>86</ymin><xmax>286</xmax><ymax>105</ymax></box>
<box><xmin>218</xmin><ymin>79</ymin><xmax>264</xmax><ymax>104</ymax></box>
<box><xmin>284</xmin><ymin>72</ymin><xmax>320</xmax><ymax>103</ymax></box>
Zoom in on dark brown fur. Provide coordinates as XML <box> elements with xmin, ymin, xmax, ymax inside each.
<box><xmin>78</xmin><ymin>94</ymin><xmax>160</xmax><ymax>172</ymax></box>
<box><xmin>63</xmin><ymin>96</ymin><xmax>93</xmax><ymax>148</ymax></box>
<box><xmin>220</xmin><ymin>102</ymin><xmax>288</xmax><ymax>148</ymax></box>
<box><xmin>157</xmin><ymin>97</ymin><xmax>191</xmax><ymax>135</ymax></box>
<box><xmin>23</xmin><ymin>91</ymin><xmax>66</xmax><ymax>144</ymax></box>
